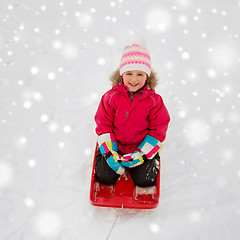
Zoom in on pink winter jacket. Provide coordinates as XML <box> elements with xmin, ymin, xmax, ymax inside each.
<box><xmin>95</xmin><ymin>77</ymin><xmax>170</xmax><ymax>154</ymax></box>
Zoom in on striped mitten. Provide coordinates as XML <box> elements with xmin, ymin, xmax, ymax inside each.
<box><xmin>121</xmin><ymin>135</ymin><xmax>162</xmax><ymax>168</ymax></box>
<box><xmin>98</xmin><ymin>133</ymin><xmax>125</xmax><ymax>175</ymax></box>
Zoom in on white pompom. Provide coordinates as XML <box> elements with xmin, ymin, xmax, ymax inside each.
<box><xmin>123</xmin><ymin>37</ymin><xmax>148</xmax><ymax>49</ymax></box>
<box><xmin>133</xmin><ymin>38</ymin><xmax>147</xmax><ymax>48</ymax></box>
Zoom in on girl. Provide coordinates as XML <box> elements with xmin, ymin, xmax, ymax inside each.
<box><xmin>94</xmin><ymin>40</ymin><xmax>170</xmax><ymax>187</ymax></box>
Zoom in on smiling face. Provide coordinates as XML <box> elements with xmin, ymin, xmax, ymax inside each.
<box><xmin>122</xmin><ymin>70</ymin><xmax>147</xmax><ymax>92</ymax></box>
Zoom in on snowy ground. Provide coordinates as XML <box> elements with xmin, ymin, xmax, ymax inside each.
<box><xmin>0</xmin><ymin>0</ymin><xmax>240</xmax><ymax>239</ymax></box>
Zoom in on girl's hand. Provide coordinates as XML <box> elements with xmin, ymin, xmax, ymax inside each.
<box><xmin>104</xmin><ymin>150</ymin><xmax>125</xmax><ymax>175</ymax></box>
<box><xmin>120</xmin><ymin>135</ymin><xmax>162</xmax><ymax>168</ymax></box>
<box><xmin>121</xmin><ymin>151</ymin><xmax>145</xmax><ymax>168</ymax></box>
<box><xmin>98</xmin><ymin>133</ymin><xmax>125</xmax><ymax>175</ymax></box>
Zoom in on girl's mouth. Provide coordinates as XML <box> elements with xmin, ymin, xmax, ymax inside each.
<box><xmin>129</xmin><ymin>83</ymin><xmax>138</xmax><ymax>86</ymax></box>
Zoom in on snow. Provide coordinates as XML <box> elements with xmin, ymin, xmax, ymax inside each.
<box><xmin>0</xmin><ymin>0</ymin><xmax>240</xmax><ymax>239</ymax></box>
<box><xmin>0</xmin><ymin>161</ymin><xmax>14</xmax><ymax>188</ymax></box>
<box><xmin>34</xmin><ymin>209</ymin><xmax>62</xmax><ymax>237</ymax></box>
<box><xmin>135</xmin><ymin>185</ymin><xmax>156</xmax><ymax>198</ymax></box>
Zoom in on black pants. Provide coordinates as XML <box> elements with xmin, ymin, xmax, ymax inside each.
<box><xmin>95</xmin><ymin>150</ymin><xmax>160</xmax><ymax>187</ymax></box>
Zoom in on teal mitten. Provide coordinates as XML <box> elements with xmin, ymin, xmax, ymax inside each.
<box><xmin>98</xmin><ymin>133</ymin><xmax>125</xmax><ymax>175</ymax></box>
<box><xmin>121</xmin><ymin>135</ymin><xmax>162</xmax><ymax>168</ymax></box>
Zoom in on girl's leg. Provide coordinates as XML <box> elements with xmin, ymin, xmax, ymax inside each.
<box><xmin>130</xmin><ymin>153</ymin><xmax>160</xmax><ymax>187</ymax></box>
<box><xmin>95</xmin><ymin>149</ymin><xmax>120</xmax><ymax>185</ymax></box>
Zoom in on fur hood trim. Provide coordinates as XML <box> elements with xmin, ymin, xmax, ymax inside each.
<box><xmin>110</xmin><ymin>69</ymin><xmax>158</xmax><ymax>89</ymax></box>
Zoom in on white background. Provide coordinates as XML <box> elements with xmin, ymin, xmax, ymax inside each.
<box><xmin>0</xmin><ymin>0</ymin><xmax>240</xmax><ymax>239</ymax></box>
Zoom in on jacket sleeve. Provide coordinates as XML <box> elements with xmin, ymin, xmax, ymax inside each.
<box><xmin>94</xmin><ymin>91</ymin><xmax>116</xmax><ymax>136</ymax></box>
<box><xmin>147</xmin><ymin>95</ymin><xmax>170</xmax><ymax>142</ymax></box>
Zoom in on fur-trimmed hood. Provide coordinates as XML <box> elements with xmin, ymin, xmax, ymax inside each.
<box><xmin>110</xmin><ymin>69</ymin><xmax>158</xmax><ymax>89</ymax></box>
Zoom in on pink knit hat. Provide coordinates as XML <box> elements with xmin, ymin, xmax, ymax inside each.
<box><xmin>119</xmin><ymin>40</ymin><xmax>151</xmax><ymax>76</ymax></box>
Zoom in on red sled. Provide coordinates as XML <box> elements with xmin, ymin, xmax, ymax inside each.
<box><xmin>90</xmin><ymin>144</ymin><xmax>161</xmax><ymax>209</ymax></box>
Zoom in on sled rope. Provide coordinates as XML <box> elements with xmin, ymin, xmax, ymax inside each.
<box><xmin>106</xmin><ymin>215</ymin><xmax>119</xmax><ymax>240</ymax></box>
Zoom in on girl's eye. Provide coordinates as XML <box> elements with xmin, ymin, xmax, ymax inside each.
<box><xmin>126</xmin><ymin>73</ymin><xmax>132</xmax><ymax>75</ymax></box>
<box><xmin>138</xmin><ymin>74</ymin><xmax>143</xmax><ymax>76</ymax></box>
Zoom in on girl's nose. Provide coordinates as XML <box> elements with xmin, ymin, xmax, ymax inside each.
<box><xmin>132</xmin><ymin>76</ymin><xmax>138</xmax><ymax>83</ymax></box>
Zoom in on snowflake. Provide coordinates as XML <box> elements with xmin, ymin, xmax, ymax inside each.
<box><xmin>34</xmin><ymin>210</ymin><xmax>62</xmax><ymax>236</ymax></box>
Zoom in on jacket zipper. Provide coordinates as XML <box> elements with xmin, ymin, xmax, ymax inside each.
<box><xmin>126</xmin><ymin>93</ymin><xmax>134</xmax><ymax>120</ymax></box>
<box><xmin>131</xmin><ymin>93</ymin><xmax>134</xmax><ymax>103</ymax></box>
